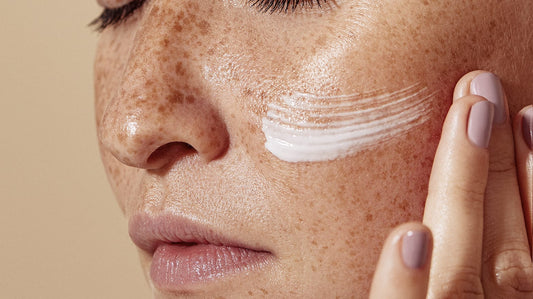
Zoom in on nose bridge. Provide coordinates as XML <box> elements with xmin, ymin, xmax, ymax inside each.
<box><xmin>99</xmin><ymin>1</ymin><xmax>228</xmax><ymax>169</ymax></box>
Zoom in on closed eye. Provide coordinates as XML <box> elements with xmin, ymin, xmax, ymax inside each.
<box><xmin>90</xmin><ymin>0</ymin><xmax>331</xmax><ymax>32</ymax></box>
<box><xmin>250</xmin><ymin>0</ymin><xmax>329</xmax><ymax>14</ymax></box>
<box><xmin>90</xmin><ymin>0</ymin><xmax>146</xmax><ymax>32</ymax></box>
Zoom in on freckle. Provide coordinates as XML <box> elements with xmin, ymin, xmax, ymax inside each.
<box><xmin>161</xmin><ymin>38</ymin><xmax>170</xmax><ymax>47</ymax></box>
<box><xmin>248</xmin><ymin>291</ymin><xmax>253</xmax><ymax>296</ymax></box>
<box><xmin>259</xmin><ymin>288</ymin><xmax>268</xmax><ymax>295</ymax></box>
<box><xmin>176</xmin><ymin>92</ymin><xmax>185</xmax><ymax>104</ymax></box>
<box><xmin>197</xmin><ymin>20</ymin><xmax>210</xmax><ymax>35</ymax></box>
<box><xmin>173</xmin><ymin>22</ymin><xmax>183</xmax><ymax>32</ymax></box>
<box><xmin>365</xmin><ymin>213</ymin><xmax>373</xmax><ymax>221</ymax></box>
<box><xmin>311</xmin><ymin>265</ymin><xmax>317</xmax><ymax>272</ymax></box>
<box><xmin>166</xmin><ymin>94</ymin><xmax>178</xmax><ymax>104</ymax></box>
<box><xmin>175</xmin><ymin>62</ymin><xmax>184</xmax><ymax>75</ymax></box>
<box><xmin>398</xmin><ymin>199</ymin><xmax>408</xmax><ymax>212</ymax></box>
<box><xmin>186</xmin><ymin>95</ymin><xmax>195</xmax><ymax>103</ymax></box>
<box><xmin>247</xmin><ymin>123</ymin><xmax>257</xmax><ymax>134</ymax></box>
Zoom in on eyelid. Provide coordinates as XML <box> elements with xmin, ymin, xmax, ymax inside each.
<box><xmin>97</xmin><ymin>0</ymin><xmax>131</xmax><ymax>9</ymax></box>
<box><xmin>90</xmin><ymin>0</ymin><xmax>332</xmax><ymax>31</ymax></box>
<box><xmin>250</xmin><ymin>0</ymin><xmax>330</xmax><ymax>14</ymax></box>
<box><xmin>90</xmin><ymin>0</ymin><xmax>146</xmax><ymax>31</ymax></box>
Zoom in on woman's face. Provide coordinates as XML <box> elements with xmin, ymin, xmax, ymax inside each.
<box><xmin>94</xmin><ymin>0</ymin><xmax>532</xmax><ymax>297</ymax></box>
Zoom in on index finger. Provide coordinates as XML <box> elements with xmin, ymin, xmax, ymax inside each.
<box><xmin>423</xmin><ymin>94</ymin><xmax>493</xmax><ymax>296</ymax></box>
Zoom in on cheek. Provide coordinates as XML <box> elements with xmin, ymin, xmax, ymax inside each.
<box><xmin>98</xmin><ymin>148</ymin><xmax>129</xmax><ymax>212</ymax></box>
<box><xmin>100</xmin><ymin>147</ymin><xmax>148</xmax><ymax>215</ymax></box>
<box><xmin>252</xmin><ymin>98</ymin><xmax>444</xmax><ymax>295</ymax></box>
<box><xmin>261</xmin><ymin>84</ymin><xmax>437</xmax><ymax>163</ymax></box>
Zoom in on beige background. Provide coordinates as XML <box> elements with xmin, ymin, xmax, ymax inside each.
<box><xmin>0</xmin><ymin>1</ymin><xmax>151</xmax><ymax>298</ymax></box>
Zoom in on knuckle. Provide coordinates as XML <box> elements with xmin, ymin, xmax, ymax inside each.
<box><xmin>491</xmin><ymin>263</ymin><xmax>533</xmax><ymax>295</ymax></box>
<box><xmin>484</xmin><ymin>246</ymin><xmax>533</xmax><ymax>296</ymax></box>
<box><xmin>449</xmin><ymin>183</ymin><xmax>485</xmax><ymax>206</ymax></box>
<box><xmin>488</xmin><ymin>159</ymin><xmax>515</xmax><ymax>174</ymax></box>
<box><xmin>432</xmin><ymin>267</ymin><xmax>484</xmax><ymax>298</ymax></box>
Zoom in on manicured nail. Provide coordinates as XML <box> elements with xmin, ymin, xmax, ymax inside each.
<box><xmin>470</xmin><ymin>72</ymin><xmax>507</xmax><ymax>124</ymax></box>
<box><xmin>523</xmin><ymin>107</ymin><xmax>533</xmax><ymax>150</ymax></box>
<box><xmin>401</xmin><ymin>230</ymin><xmax>429</xmax><ymax>269</ymax></box>
<box><xmin>468</xmin><ymin>101</ymin><xmax>494</xmax><ymax>148</ymax></box>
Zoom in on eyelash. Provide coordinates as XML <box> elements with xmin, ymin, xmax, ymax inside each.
<box><xmin>250</xmin><ymin>0</ymin><xmax>328</xmax><ymax>13</ymax></box>
<box><xmin>90</xmin><ymin>0</ymin><xmax>328</xmax><ymax>31</ymax></box>
<box><xmin>90</xmin><ymin>0</ymin><xmax>146</xmax><ymax>32</ymax></box>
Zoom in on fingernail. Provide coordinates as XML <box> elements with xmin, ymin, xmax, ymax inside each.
<box><xmin>468</xmin><ymin>101</ymin><xmax>495</xmax><ymax>148</ymax></box>
<box><xmin>523</xmin><ymin>107</ymin><xmax>533</xmax><ymax>150</ymax></box>
<box><xmin>401</xmin><ymin>230</ymin><xmax>429</xmax><ymax>269</ymax></box>
<box><xmin>470</xmin><ymin>72</ymin><xmax>507</xmax><ymax>124</ymax></box>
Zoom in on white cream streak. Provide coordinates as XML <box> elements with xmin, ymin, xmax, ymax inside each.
<box><xmin>262</xmin><ymin>84</ymin><xmax>435</xmax><ymax>162</ymax></box>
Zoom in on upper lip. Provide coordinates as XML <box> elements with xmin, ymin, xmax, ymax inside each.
<box><xmin>128</xmin><ymin>212</ymin><xmax>269</xmax><ymax>254</ymax></box>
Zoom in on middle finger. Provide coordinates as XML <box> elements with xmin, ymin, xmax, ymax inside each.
<box><xmin>455</xmin><ymin>71</ymin><xmax>533</xmax><ymax>297</ymax></box>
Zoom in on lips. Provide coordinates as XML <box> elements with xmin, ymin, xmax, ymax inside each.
<box><xmin>128</xmin><ymin>213</ymin><xmax>273</xmax><ymax>291</ymax></box>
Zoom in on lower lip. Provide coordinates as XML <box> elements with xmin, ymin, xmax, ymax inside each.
<box><xmin>150</xmin><ymin>243</ymin><xmax>272</xmax><ymax>291</ymax></box>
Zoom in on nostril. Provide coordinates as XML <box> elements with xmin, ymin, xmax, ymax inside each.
<box><xmin>146</xmin><ymin>142</ymin><xmax>195</xmax><ymax>169</ymax></box>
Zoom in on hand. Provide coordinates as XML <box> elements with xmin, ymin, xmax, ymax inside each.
<box><xmin>369</xmin><ymin>71</ymin><xmax>533</xmax><ymax>299</ymax></box>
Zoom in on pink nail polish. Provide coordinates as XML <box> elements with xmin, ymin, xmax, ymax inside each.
<box><xmin>401</xmin><ymin>230</ymin><xmax>429</xmax><ymax>269</ymax></box>
<box><xmin>470</xmin><ymin>72</ymin><xmax>507</xmax><ymax>124</ymax></box>
<box><xmin>468</xmin><ymin>101</ymin><xmax>495</xmax><ymax>148</ymax></box>
<box><xmin>523</xmin><ymin>107</ymin><xmax>533</xmax><ymax>150</ymax></box>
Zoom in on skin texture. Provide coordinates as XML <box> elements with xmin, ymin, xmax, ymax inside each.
<box><xmin>370</xmin><ymin>74</ymin><xmax>533</xmax><ymax>298</ymax></box>
<box><xmin>94</xmin><ymin>0</ymin><xmax>533</xmax><ymax>297</ymax></box>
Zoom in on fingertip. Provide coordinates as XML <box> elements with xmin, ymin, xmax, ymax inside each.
<box><xmin>386</xmin><ymin>222</ymin><xmax>433</xmax><ymax>270</ymax></box>
<box><xmin>513</xmin><ymin>106</ymin><xmax>533</xmax><ymax>254</ymax></box>
<box><xmin>400</xmin><ymin>225</ymin><xmax>433</xmax><ymax>270</ymax></box>
<box><xmin>453</xmin><ymin>70</ymin><xmax>488</xmax><ymax>102</ymax></box>
<box><xmin>440</xmin><ymin>94</ymin><xmax>492</xmax><ymax>151</ymax></box>
<box><xmin>370</xmin><ymin>222</ymin><xmax>432</xmax><ymax>299</ymax></box>
<box><xmin>453</xmin><ymin>70</ymin><xmax>509</xmax><ymax>125</ymax></box>
<box><xmin>515</xmin><ymin>105</ymin><xmax>533</xmax><ymax>151</ymax></box>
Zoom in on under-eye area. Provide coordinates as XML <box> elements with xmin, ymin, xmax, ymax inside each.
<box><xmin>262</xmin><ymin>84</ymin><xmax>436</xmax><ymax>162</ymax></box>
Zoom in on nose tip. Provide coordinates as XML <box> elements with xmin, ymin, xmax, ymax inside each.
<box><xmin>98</xmin><ymin>102</ymin><xmax>229</xmax><ymax>170</ymax></box>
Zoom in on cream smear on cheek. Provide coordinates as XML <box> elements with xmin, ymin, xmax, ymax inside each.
<box><xmin>262</xmin><ymin>84</ymin><xmax>435</xmax><ymax>162</ymax></box>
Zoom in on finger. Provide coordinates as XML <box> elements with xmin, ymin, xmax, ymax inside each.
<box><xmin>455</xmin><ymin>71</ymin><xmax>533</xmax><ymax>296</ymax></box>
<box><xmin>423</xmin><ymin>93</ymin><xmax>493</xmax><ymax>297</ymax></box>
<box><xmin>514</xmin><ymin>106</ymin><xmax>533</xmax><ymax>255</ymax></box>
<box><xmin>369</xmin><ymin>223</ymin><xmax>432</xmax><ymax>299</ymax></box>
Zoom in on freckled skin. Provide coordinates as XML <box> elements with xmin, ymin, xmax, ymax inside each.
<box><xmin>94</xmin><ymin>0</ymin><xmax>533</xmax><ymax>298</ymax></box>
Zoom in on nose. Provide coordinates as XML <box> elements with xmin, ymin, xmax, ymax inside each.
<box><xmin>97</xmin><ymin>3</ymin><xmax>229</xmax><ymax>169</ymax></box>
